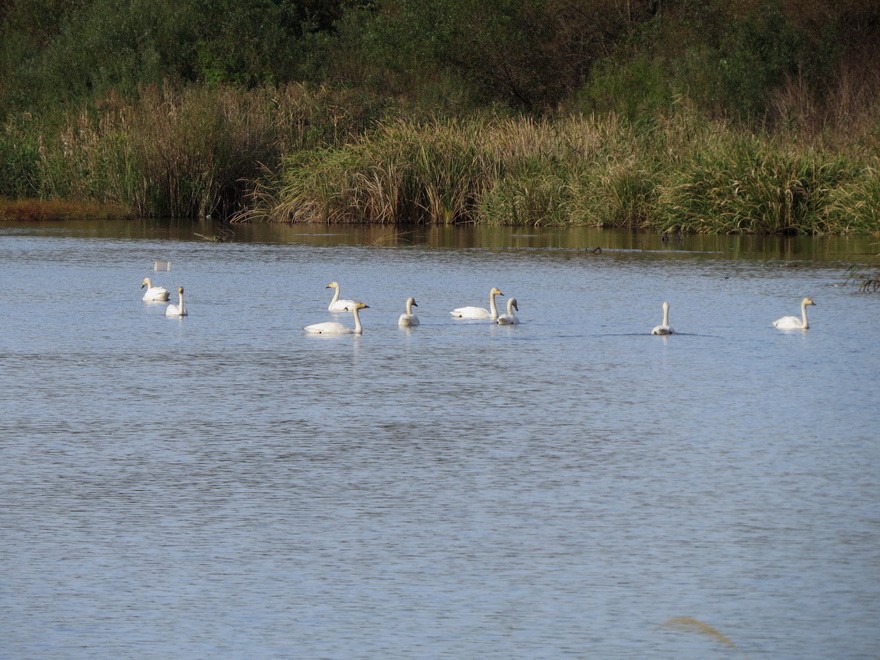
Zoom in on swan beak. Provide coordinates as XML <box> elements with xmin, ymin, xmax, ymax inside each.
<box><xmin>412</xmin><ymin>302</ymin><xmax>418</xmax><ymax>307</ymax></box>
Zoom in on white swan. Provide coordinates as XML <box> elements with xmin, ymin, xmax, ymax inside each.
<box><xmin>496</xmin><ymin>298</ymin><xmax>519</xmax><ymax>325</ymax></box>
<box><xmin>651</xmin><ymin>301</ymin><xmax>674</xmax><ymax>335</ymax></box>
<box><xmin>326</xmin><ymin>281</ymin><xmax>357</xmax><ymax>313</ymax></box>
<box><xmin>398</xmin><ymin>297</ymin><xmax>420</xmax><ymax>327</ymax></box>
<box><xmin>304</xmin><ymin>302</ymin><xmax>369</xmax><ymax>335</ymax></box>
<box><xmin>165</xmin><ymin>287</ymin><xmax>187</xmax><ymax>317</ymax></box>
<box><xmin>773</xmin><ymin>297</ymin><xmax>815</xmax><ymax>330</ymax></box>
<box><xmin>141</xmin><ymin>277</ymin><xmax>170</xmax><ymax>302</ymax></box>
<box><xmin>451</xmin><ymin>287</ymin><xmax>503</xmax><ymax>320</ymax></box>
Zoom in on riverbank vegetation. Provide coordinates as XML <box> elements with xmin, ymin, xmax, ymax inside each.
<box><xmin>2</xmin><ymin>0</ymin><xmax>879</xmax><ymax>233</ymax></box>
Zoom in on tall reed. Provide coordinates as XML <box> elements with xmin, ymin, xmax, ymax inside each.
<box><xmin>11</xmin><ymin>83</ymin><xmax>388</xmax><ymax>218</ymax></box>
<box><xmin>257</xmin><ymin>108</ymin><xmax>879</xmax><ymax>234</ymax></box>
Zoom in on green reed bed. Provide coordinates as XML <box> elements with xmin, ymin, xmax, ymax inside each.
<box><xmin>254</xmin><ymin>110</ymin><xmax>879</xmax><ymax>234</ymax></box>
<box><xmin>4</xmin><ymin>88</ymin><xmax>878</xmax><ymax>233</ymax></box>
<box><xmin>1</xmin><ymin>84</ymin><xmax>388</xmax><ymax>218</ymax></box>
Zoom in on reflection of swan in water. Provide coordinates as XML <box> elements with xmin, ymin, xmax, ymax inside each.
<box><xmin>165</xmin><ymin>287</ymin><xmax>187</xmax><ymax>317</ymax></box>
<box><xmin>451</xmin><ymin>287</ymin><xmax>503</xmax><ymax>320</ymax></box>
<box><xmin>398</xmin><ymin>297</ymin><xmax>420</xmax><ymax>327</ymax></box>
<box><xmin>773</xmin><ymin>297</ymin><xmax>815</xmax><ymax>330</ymax></box>
<box><xmin>141</xmin><ymin>277</ymin><xmax>170</xmax><ymax>301</ymax></box>
<box><xmin>326</xmin><ymin>281</ymin><xmax>357</xmax><ymax>313</ymax></box>
<box><xmin>496</xmin><ymin>298</ymin><xmax>519</xmax><ymax>325</ymax></box>
<box><xmin>651</xmin><ymin>301</ymin><xmax>674</xmax><ymax>335</ymax></box>
<box><xmin>304</xmin><ymin>302</ymin><xmax>369</xmax><ymax>335</ymax></box>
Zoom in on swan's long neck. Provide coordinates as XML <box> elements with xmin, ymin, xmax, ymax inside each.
<box><xmin>507</xmin><ymin>299</ymin><xmax>515</xmax><ymax>315</ymax></box>
<box><xmin>177</xmin><ymin>290</ymin><xmax>185</xmax><ymax>314</ymax></box>
<box><xmin>801</xmin><ymin>301</ymin><xmax>809</xmax><ymax>329</ymax></box>
<box><xmin>662</xmin><ymin>302</ymin><xmax>670</xmax><ymax>327</ymax></box>
<box><xmin>405</xmin><ymin>300</ymin><xmax>412</xmax><ymax>315</ymax></box>
<box><xmin>144</xmin><ymin>278</ymin><xmax>153</xmax><ymax>288</ymax></box>
<box><xmin>352</xmin><ymin>306</ymin><xmax>363</xmax><ymax>333</ymax></box>
<box><xmin>329</xmin><ymin>285</ymin><xmax>339</xmax><ymax>306</ymax></box>
<box><xmin>489</xmin><ymin>292</ymin><xmax>499</xmax><ymax>319</ymax></box>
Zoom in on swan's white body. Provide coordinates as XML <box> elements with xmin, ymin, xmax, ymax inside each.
<box><xmin>651</xmin><ymin>301</ymin><xmax>674</xmax><ymax>335</ymax></box>
<box><xmin>773</xmin><ymin>297</ymin><xmax>815</xmax><ymax>329</ymax></box>
<box><xmin>141</xmin><ymin>277</ymin><xmax>170</xmax><ymax>302</ymax></box>
<box><xmin>326</xmin><ymin>281</ymin><xmax>357</xmax><ymax>313</ymax></box>
<box><xmin>165</xmin><ymin>287</ymin><xmax>187</xmax><ymax>317</ymax></box>
<box><xmin>304</xmin><ymin>302</ymin><xmax>368</xmax><ymax>335</ymax></box>
<box><xmin>398</xmin><ymin>297</ymin><xmax>420</xmax><ymax>327</ymax></box>
<box><xmin>451</xmin><ymin>287</ymin><xmax>503</xmax><ymax>320</ymax></box>
<box><xmin>496</xmin><ymin>298</ymin><xmax>519</xmax><ymax>325</ymax></box>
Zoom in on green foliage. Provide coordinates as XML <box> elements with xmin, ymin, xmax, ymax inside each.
<box><xmin>256</xmin><ymin>110</ymin><xmax>877</xmax><ymax>233</ymax></box>
<box><xmin>578</xmin><ymin>55</ymin><xmax>674</xmax><ymax>120</ymax></box>
<box><xmin>0</xmin><ymin>115</ymin><xmax>41</xmax><ymax>198</ymax></box>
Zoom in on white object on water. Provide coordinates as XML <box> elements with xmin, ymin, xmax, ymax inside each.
<box><xmin>496</xmin><ymin>298</ymin><xmax>519</xmax><ymax>325</ymax></box>
<box><xmin>165</xmin><ymin>287</ymin><xmax>187</xmax><ymax>317</ymax></box>
<box><xmin>304</xmin><ymin>302</ymin><xmax>368</xmax><ymax>335</ymax></box>
<box><xmin>651</xmin><ymin>301</ymin><xmax>674</xmax><ymax>335</ymax></box>
<box><xmin>451</xmin><ymin>287</ymin><xmax>503</xmax><ymax>320</ymax></box>
<box><xmin>326</xmin><ymin>281</ymin><xmax>357</xmax><ymax>313</ymax></box>
<box><xmin>153</xmin><ymin>260</ymin><xmax>171</xmax><ymax>272</ymax></box>
<box><xmin>398</xmin><ymin>297</ymin><xmax>420</xmax><ymax>327</ymax></box>
<box><xmin>773</xmin><ymin>297</ymin><xmax>815</xmax><ymax>330</ymax></box>
<box><xmin>141</xmin><ymin>277</ymin><xmax>170</xmax><ymax>302</ymax></box>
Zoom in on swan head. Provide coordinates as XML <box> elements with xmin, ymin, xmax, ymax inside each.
<box><xmin>509</xmin><ymin>298</ymin><xmax>518</xmax><ymax>311</ymax></box>
<box><xmin>141</xmin><ymin>278</ymin><xmax>152</xmax><ymax>289</ymax></box>
<box><xmin>326</xmin><ymin>281</ymin><xmax>339</xmax><ymax>289</ymax></box>
<box><xmin>662</xmin><ymin>301</ymin><xmax>669</xmax><ymax>311</ymax></box>
<box><xmin>802</xmin><ymin>297</ymin><xmax>815</xmax><ymax>307</ymax></box>
<box><xmin>490</xmin><ymin>287</ymin><xmax>503</xmax><ymax>297</ymax></box>
<box><xmin>177</xmin><ymin>286</ymin><xmax>184</xmax><ymax>294</ymax></box>
<box><xmin>353</xmin><ymin>302</ymin><xmax>369</xmax><ymax>311</ymax></box>
<box><xmin>407</xmin><ymin>297</ymin><xmax>418</xmax><ymax>307</ymax></box>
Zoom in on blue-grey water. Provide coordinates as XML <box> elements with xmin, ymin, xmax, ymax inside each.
<box><xmin>1</xmin><ymin>221</ymin><xmax>878</xmax><ymax>658</ymax></box>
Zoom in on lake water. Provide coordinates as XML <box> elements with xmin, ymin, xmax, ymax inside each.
<box><xmin>1</xmin><ymin>219</ymin><xmax>879</xmax><ymax>658</ymax></box>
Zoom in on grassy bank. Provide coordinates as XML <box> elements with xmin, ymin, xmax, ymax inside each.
<box><xmin>3</xmin><ymin>86</ymin><xmax>879</xmax><ymax>234</ymax></box>
<box><xmin>0</xmin><ymin>83</ymin><xmax>393</xmax><ymax>218</ymax></box>
<box><xmin>239</xmin><ymin>109</ymin><xmax>880</xmax><ymax>234</ymax></box>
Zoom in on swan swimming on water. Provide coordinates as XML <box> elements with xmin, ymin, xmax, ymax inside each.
<box><xmin>304</xmin><ymin>302</ymin><xmax>369</xmax><ymax>335</ymax></box>
<box><xmin>165</xmin><ymin>287</ymin><xmax>187</xmax><ymax>317</ymax></box>
<box><xmin>773</xmin><ymin>297</ymin><xmax>815</xmax><ymax>330</ymax></box>
<box><xmin>496</xmin><ymin>298</ymin><xmax>519</xmax><ymax>325</ymax></box>
<box><xmin>451</xmin><ymin>287</ymin><xmax>503</xmax><ymax>320</ymax></box>
<box><xmin>651</xmin><ymin>301</ymin><xmax>674</xmax><ymax>335</ymax></box>
<box><xmin>398</xmin><ymin>297</ymin><xmax>420</xmax><ymax>327</ymax></box>
<box><xmin>141</xmin><ymin>277</ymin><xmax>170</xmax><ymax>302</ymax></box>
<box><xmin>326</xmin><ymin>281</ymin><xmax>357</xmax><ymax>313</ymax></box>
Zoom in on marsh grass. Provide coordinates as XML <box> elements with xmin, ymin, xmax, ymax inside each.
<box><xmin>3</xmin><ymin>83</ymin><xmax>387</xmax><ymax>218</ymax></box>
<box><xmin>258</xmin><ymin>109</ymin><xmax>879</xmax><ymax>233</ymax></box>
<box><xmin>845</xmin><ymin>262</ymin><xmax>880</xmax><ymax>292</ymax></box>
<box><xmin>4</xmin><ymin>83</ymin><xmax>879</xmax><ymax>233</ymax></box>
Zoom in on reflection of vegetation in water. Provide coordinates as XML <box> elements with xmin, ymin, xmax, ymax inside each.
<box><xmin>0</xmin><ymin>197</ymin><xmax>130</xmax><ymax>221</ymax></box>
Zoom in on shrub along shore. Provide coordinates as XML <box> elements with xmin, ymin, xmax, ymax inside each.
<box><xmin>1</xmin><ymin>84</ymin><xmax>878</xmax><ymax>234</ymax></box>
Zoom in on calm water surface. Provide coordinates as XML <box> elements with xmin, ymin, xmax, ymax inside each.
<box><xmin>1</xmin><ymin>220</ymin><xmax>879</xmax><ymax>658</ymax></box>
